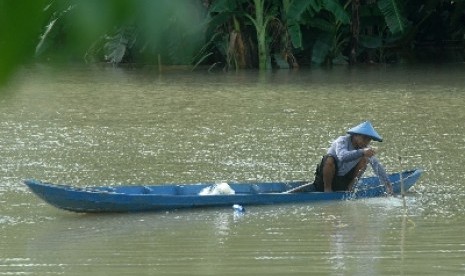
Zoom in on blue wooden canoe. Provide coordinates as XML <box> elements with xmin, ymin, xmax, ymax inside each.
<box><xmin>24</xmin><ymin>169</ymin><xmax>422</xmax><ymax>213</ymax></box>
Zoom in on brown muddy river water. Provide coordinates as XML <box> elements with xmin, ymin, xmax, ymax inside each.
<box><xmin>1</xmin><ymin>64</ymin><xmax>464</xmax><ymax>275</ymax></box>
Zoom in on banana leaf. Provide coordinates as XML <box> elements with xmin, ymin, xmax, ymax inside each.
<box><xmin>377</xmin><ymin>0</ymin><xmax>408</xmax><ymax>34</ymax></box>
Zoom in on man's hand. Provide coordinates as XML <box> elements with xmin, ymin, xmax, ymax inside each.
<box><xmin>363</xmin><ymin>147</ymin><xmax>376</xmax><ymax>157</ymax></box>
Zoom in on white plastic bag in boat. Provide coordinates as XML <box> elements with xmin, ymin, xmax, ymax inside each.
<box><xmin>199</xmin><ymin>182</ymin><xmax>235</xmax><ymax>195</ymax></box>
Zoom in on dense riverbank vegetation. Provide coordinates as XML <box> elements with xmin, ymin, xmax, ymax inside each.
<box><xmin>1</xmin><ymin>0</ymin><xmax>464</xmax><ymax>82</ymax></box>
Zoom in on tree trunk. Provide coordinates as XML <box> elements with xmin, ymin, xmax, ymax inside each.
<box><xmin>350</xmin><ymin>0</ymin><xmax>360</xmax><ymax>65</ymax></box>
<box><xmin>253</xmin><ymin>0</ymin><xmax>268</xmax><ymax>70</ymax></box>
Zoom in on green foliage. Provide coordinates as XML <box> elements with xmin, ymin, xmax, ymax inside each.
<box><xmin>34</xmin><ymin>0</ymin><xmax>206</xmax><ymax>67</ymax></box>
<box><xmin>377</xmin><ymin>0</ymin><xmax>409</xmax><ymax>34</ymax></box>
<box><xmin>1</xmin><ymin>0</ymin><xmax>465</xmax><ymax>83</ymax></box>
<box><xmin>299</xmin><ymin>0</ymin><xmax>350</xmax><ymax>65</ymax></box>
<box><xmin>135</xmin><ymin>0</ymin><xmax>206</xmax><ymax>66</ymax></box>
<box><xmin>322</xmin><ymin>0</ymin><xmax>350</xmax><ymax>24</ymax></box>
<box><xmin>311</xmin><ymin>37</ymin><xmax>331</xmax><ymax>64</ymax></box>
<box><xmin>285</xmin><ymin>0</ymin><xmax>320</xmax><ymax>50</ymax></box>
<box><xmin>199</xmin><ymin>0</ymin><xmax>260</xmax><ymax>70</ymax></box>
<box><xmin>0</xmin><ymin>0</ymin><xmax>47</xmax><ymax>85</ymax></box>
<box><xmin>103</xmin><ymin>26</ymin><xmax>137</xmax><ymax>64</ymax></box>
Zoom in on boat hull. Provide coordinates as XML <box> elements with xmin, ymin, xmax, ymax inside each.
<box><xmin>24</xmin><ymin>169</ymin><xmax>422</xmax><ymax>213</ymax></box>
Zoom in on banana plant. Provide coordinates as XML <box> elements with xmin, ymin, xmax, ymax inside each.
<box><xmin>244</xmin><ymin>0</ymin><xmax>278</xmax><ymax>70</ymax></box>
<box><xmin>196</xmin><ymin>0</ymin><xmax>248</xmax><ymax>70</ymax></box>
<box><xmin>355</xmin><ymin>0</ymin><xmax>410</xmax><ymax>63</ymax></box>
<box><xmin>200</xmin><ymin>0</ymin><xmax>278</xmax><ymax>70</ymax></box>
<box><xmin>296</xmin><ymin>0</ymin><xmax>350</xmax><ymax>65</ymax></box>
<box><xmin>377</xmin><ymin>0</ymin><xmax>408</xmax><ymax>35</ymax></box>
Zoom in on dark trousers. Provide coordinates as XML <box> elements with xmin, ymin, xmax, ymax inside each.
<box><xmin>313</xmin><ymin>155</ymin><xmax>357</xmax><ymax>192</ymax></box>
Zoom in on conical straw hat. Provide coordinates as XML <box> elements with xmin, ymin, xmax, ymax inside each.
<box><xmin>347</xmin><ymin>121</ymin><xmax>383</xmax><ymax>142</ymax></box>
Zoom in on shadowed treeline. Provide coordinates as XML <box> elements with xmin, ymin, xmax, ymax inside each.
<box><xmin>1</xmin><ymin>0</ymin><xmax>464</xmax><ymax>86</ymax></box>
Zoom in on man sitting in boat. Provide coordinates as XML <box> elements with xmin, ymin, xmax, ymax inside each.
<box><xmin>313</xmin><ymin>121</ymin><xmax>393</xmax><ymax>193</ymax></box>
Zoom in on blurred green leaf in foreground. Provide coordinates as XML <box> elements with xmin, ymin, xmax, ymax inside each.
<box><xmin>0</xmin><ymin>0</ymin><xmax>47</xmax><ymax>85</ymax></box>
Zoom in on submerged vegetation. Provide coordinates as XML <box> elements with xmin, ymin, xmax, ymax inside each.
<box><xmin>1</xmin><ymin>0</ymin><xmax>464</xmax><ymax>83</ymax></box>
